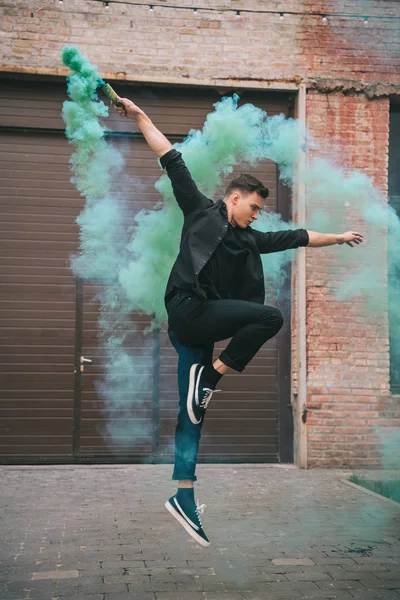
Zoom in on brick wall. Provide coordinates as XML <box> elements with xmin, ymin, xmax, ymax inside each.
<box><xmin>305</xmin><ymin>92</ymin><xmax>397</xmax><ymax>467</ymax></box>
<box><xmin>1</xmin><ymin>0</ymin><xmax>399</xmax><ymax>467</ymax></box>
<box><xmin>1</xmin><ymin>0</ymin><xmax>399</xmax><ymax>88</ymax></box>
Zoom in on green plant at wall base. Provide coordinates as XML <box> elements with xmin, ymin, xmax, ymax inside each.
<box><xmin>349</xmin><ymin>475</ymin><xmax>400</xmax><ymax>504</ymax></box>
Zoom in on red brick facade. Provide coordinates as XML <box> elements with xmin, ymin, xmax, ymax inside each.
<box><xmin>305</xmin><ymin>93</ymin><xmax>396</xmax><ymax>467</ymax></box>
<box><xmin>1</xmin><ymin>1</ymin><xmax>399</xmax><ymax>87</ymax></box>
<box><xmin>1</xmin><ymin>0</ymin><xmax>399</xmax><ymax>467</ymax></box>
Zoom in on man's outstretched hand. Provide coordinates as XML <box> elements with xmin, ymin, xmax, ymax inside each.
<box><xmin>339</xmin><ymin>231</ymin><xmax>364</xmax><ymax>247</ymax></box>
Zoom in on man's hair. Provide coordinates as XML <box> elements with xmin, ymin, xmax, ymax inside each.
<box><xmin>224</xmin><ymin>174</ymin><xmax>269</xmax><ymax>200</ymax></box>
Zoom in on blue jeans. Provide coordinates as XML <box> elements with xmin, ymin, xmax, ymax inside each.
<box><xmin>166</xmin><ymin>291</ymin><xmax>283</xmax><ymax>481</ymax></box>
<box><xmin>168</xmin><ymin>329</ymin><xmax>214</xmax><ymax>482</ymax></box>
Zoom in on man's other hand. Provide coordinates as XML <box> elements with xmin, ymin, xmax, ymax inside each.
<box><xmin>339</xmin><ymin>231</ymin><xmax>364</xmax><ymax>247</ymax></box>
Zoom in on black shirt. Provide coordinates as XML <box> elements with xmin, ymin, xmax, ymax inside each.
<box><xmin>198</xmin><ymin>206</ymin><xmax>250</xmax><ymax>299</ymax></box>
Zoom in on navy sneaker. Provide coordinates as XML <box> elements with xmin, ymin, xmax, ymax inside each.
<box><xmin>187</xmin><ymin>363</ymin><xmax>221</xmax><ymax>425</ymax></box>
<box><xmin>165</xmin><ymin>493</ymin><xmax>210</xmax><ymax>547</ymax></box>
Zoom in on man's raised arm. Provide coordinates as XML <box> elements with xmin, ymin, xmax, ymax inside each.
<box><xmin>115</xmin><ymin>97</ymin><xmax>172</xmax><ymax>158</ymax></box>
<box><xmin>115</xmin><ymin>96</ymin><xmax>212</xmax><ymax>216</ymax></box>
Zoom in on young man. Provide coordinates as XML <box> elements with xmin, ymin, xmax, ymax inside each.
<box><xmin>115</xmin><ymin>97</ymin><xmax>363</xmax><ymax>547</ymax></box>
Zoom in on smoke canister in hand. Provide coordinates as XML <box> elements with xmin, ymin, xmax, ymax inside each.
<box><xmin>97</xmin><ymin>78</ymin><xmax>126</xmax><ymax>113</ymax></box>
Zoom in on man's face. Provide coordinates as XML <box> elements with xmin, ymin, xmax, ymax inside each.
<box><xmin>231</xmin><ymin>191</ymin><xmax>264</xmax><ymax>228</ymax></box>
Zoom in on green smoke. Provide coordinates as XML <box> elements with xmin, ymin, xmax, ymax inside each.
<box><xmin>62</xmin><ymin>47</ymin><xmax>399</xmax><ymax>472</ymax></box>
<box><xmin>305</xmin><ymin>156</ymin><xmax>391</xmax><ymax>304</ymax></box>
<box><xmin>61</xmin><ymin>46</ymin><xmax>153</xmax><ymax>447</ymax></box>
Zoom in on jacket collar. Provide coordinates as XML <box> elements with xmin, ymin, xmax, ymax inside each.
<box><xmin>217</xmin><ymin>198</ymin><xmax>252</xmax><ymax>236</ymax></box>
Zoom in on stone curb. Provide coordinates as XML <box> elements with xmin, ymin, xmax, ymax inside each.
<box><xmin>340</xmin><ymin>478</ymin><xmax>400</xmax><ymax>509</ymax></box>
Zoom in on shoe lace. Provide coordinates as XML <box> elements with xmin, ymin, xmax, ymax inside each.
<box><xmin>195</xmin><ymin>498</ymin><xmax>206</xmax><ymax>527</ymax></box>
<box><xmin>199</xmin><ymin>387</ymin><xmax>221</xmax><ymax>410</ymax></box>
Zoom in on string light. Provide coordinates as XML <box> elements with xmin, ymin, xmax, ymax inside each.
<box><xmin>149</xmin><ymin>4</ymin><xmax>153</xmax><ymax>12</ymax></box>
<box><xmin>104</xmin><ymin>1</ymin><xmax>109</xmax><ymax>8</ymax></box>
<box><xmin>89</xmin><ymin>1</ymin><xmax>400</xmax><ymax>24</ymax></box>
<box><xmin>58</xmin><ymin>0</ymin><xmax>63</xmax><ymax>4</ymax></box>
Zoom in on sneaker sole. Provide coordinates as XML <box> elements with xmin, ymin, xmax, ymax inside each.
<box><xmin>165</xmin><ymin>500</ymin><xmax>210</xmax><ymax>547</ymax></box>
<box><xmin>187</xmin><ymin>363</ymin><xmax>202</xmax><ymax>425</ymax></box>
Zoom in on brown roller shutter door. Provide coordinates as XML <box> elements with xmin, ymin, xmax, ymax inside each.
<box><xmin>0</xmin><ymin>127</ymin><xmax>78</xmax><ymax>458</ymax></box>
<box><xmin>0</xmin><ymin>79</ymin><xmax>294</xmax><ymax>463</ymax></box>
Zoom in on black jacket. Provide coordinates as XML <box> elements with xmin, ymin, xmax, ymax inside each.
<box><xmin>160</xmin><ymin>149</ymin><xmax>309</xmax><ymax>307</ymax></box>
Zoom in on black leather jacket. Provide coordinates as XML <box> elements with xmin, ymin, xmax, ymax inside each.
<box><xmin>161</xmin><ymin>149</ymin><xmax>309</xmax><ymax>308</ymax></box>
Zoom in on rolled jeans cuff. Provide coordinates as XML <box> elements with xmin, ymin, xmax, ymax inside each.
<box><xmin>219</xmin><ymin>350</ymin><xmax>244</xmax><ymax>373</ymax></box>
<box><xmin>172</xmin><ymin>472</ymin><xmax>197</xmax><ymax>482</ymax></box>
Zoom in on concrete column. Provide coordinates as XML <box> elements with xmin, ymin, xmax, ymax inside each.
<box><xmin>293</xmin><ymin>82</ymin><xmax>308</xmax><ymax>469</ymax></box>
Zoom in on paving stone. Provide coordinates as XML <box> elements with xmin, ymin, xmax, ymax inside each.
<box><xmin>313</xmin><ymin>558</ymin><xmax>356</xmax><ymax>567</ymax></box>
<box><xmin>79</xmin><ymin>581</ymin><xmax>129</xmax><ymax>594</ymax></box>
<box><xmin>286</xmin><ymin>572</ymin><xmax>334</xmax><ymax>581</ymax></box>
<box><xmin>372</xmin><ymin>571</ymin><xmax>400</xmax><ymax>580</ymax></box>
<box><xmin>246</xmin><ymin>572</ymin><xmax>289</xmax><ymax>582</ymax></box>
<box><xmin>187</xmin><ymin>576</ymin><xmax>224</xmax><ymax>592</ymax></box>
<box><xmin>134</xmin><ymin>581</ymin><xmax>177</xmax><ymax>592</ymax></box>
<box><xmin>352</xmin><ymin>557</ymin><xmax>400</xmax><ymax>565</ymax></box>
<box><xmin>105</xmin><ymin>594</ymin><xmax>156</xmax><ymax>600</ymax></box>
<box><xmin>261</xmin><ymin>581</ymin><xmax>321</xmax><ymax>593</ymax></box>
<box><xmin>61</xmin><ymin>596</ymin><xmax>104</xmax><ymax>600</ymax></box>
<box><xmin>53</xmin><ymin>579</ymin><xmax>81</xmax><ymax>596</ymax></box>
<box><xmin>347</xmin><ymin>591</ymin><xmax>400</xmax><ymax>600</ymax></box>
<box><xmin>324</xmin><ymin>567</ymin><xmax>381</xmax><ymax>581</ymax></box>
<box><xmin>154</xmin><ymin>594</ymin><xmax>203</xmax><ymax>600</ymax></box>
<box><xmin>303</xmin><ymin>593</ymin><xmax>353</xmax><ymax>600</ymax></box>
<box><xmin>204</xmin><ymin>594</ymin><xmax>253</xmax><ymax>600</ymax></box>
<box><xmin>155</xmin><ymin>594</ymin><xmax>204</xmax><ymax>600</ymax></box>
<box><xmin>361</xmin><ymin>580</ymin><xmax>400</xmax><ymax>589</ymax></box>
<box><xmin>341</xmin><ymin>563</ymin><xmax>390</xmax><ymax>572</ymax></box>
<box><xmin>1</xmin><ymin>578</ymin><xmax>56</xmax><ymax>593</ymax></box>
<box><xmin>317</xmin><ymin>579</ymin><xmax>368</xmax><ymax>590</ymax></box>
<box><xmin>32</xmin><ymin>568</ymin><xmax>80</xmax><ymax>580</ymax></box>
<box><xmin>272</xmin><ymin>558</ymin><xmax>315</xmax><ymax>566</ymax></box>
<box><xmin>7</xmin><ymin>592</ymin><xmax>55</xmax><ymax>600</ymax></box>
<box><xmin>253</xmin><ymin>564</ymin><xmax>320</xmax><ymax>574</ymax></box>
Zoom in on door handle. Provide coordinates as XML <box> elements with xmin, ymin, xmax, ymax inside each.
<box><xmin>80</xmin><ymin>355</ymin><xmax>93</xmax><ymax>373</ymax></box>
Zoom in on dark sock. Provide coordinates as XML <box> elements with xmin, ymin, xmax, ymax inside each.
<box><xmin>177</xmin><ymin>487</ymin><xmax>195</xmax><ymax>503</ymax></box>
<box><xmin>202</xmin><ymin>364</ymin><xmax>223</xmax><ymax>387</ymax></box>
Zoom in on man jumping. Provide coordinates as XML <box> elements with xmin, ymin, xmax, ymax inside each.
<box><xmin>115</xmin><ymin>96</ymin><xmax>363</xmax><ymax>547</ymax></box>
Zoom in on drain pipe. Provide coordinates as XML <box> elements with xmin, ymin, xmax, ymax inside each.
<box><xmin>294</xmin><ymin>83</ymin><xmax>308</xmax><ymax>468</ymax></box>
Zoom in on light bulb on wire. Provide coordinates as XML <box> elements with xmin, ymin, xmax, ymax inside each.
<box><xmin>363</xmin><ymin>17</ymin><xmax>369</xmax><ymax>27</ymax></box>
<box><xmin>279</xmin><ymin>13</ymin><xmax>284</xmax><ymax>21</ymax></box>
<box><xmin>321</xmin><ymin>15</ymin><xmax>328</xmax><ymax>25</ymax></box>
<box><xmin>149</xmin><ymin>5</ymin><xmax>154</xmax><ymax>13</ymax></box>
<box><xmin>236</xmin><ymin>11</ymin><xmax>241</xmax><ymax>19</ymax></box>
<box><xmin>104</xmin><ymin>1</ymin><xmax>109</xmax><ymax>8</ymax></box>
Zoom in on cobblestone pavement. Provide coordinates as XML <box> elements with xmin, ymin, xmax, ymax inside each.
<box><xmin>1</xmin><ymin>464</ymin><xmax>399</xmax><ymax>600</ymax></box>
